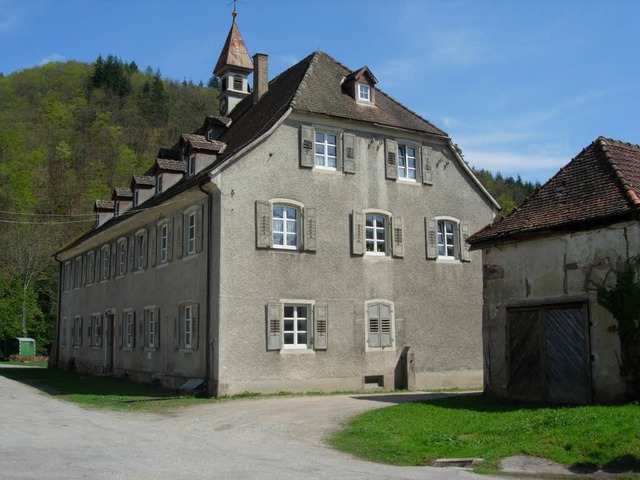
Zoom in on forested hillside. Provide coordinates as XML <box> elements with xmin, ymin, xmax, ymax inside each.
<box><xmin>0</xmin><ymin>57</ymin><xmax>541</xmax><ymax>355</ymax></box>
<box><xmin>0</xmin><ymin>56</ymin><xmax>219</xmax><ymax>354</ymax></box>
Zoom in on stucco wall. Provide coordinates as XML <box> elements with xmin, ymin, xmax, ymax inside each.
<box><xmin>214</xmin><ymin>114</ymin><xmax>497</xmax><ymax>395</ymax></box>
<box><xmin>481</xmin><ymin>221</ymin><xmax>640</xmax><ymax>403</ymax></box>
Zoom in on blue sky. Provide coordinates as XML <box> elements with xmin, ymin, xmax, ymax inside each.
<box><xmin>2</xmin><ymin>0</ymin><xmax>639</xmax><ymax>184</ymax></box>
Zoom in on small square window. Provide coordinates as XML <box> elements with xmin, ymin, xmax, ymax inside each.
<box><xmin>358</xmin><ymin>83</ymin><xmax>371</xmax><ymax>102</ymax></box>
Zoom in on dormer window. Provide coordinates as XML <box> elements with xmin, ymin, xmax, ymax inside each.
<box><xmin>188</xmin><ymin>155</ymin><xmax>196</xmax><ymax>176</ymax></box>
<box><xmin>233</xmin><ymin>76</ymin><xmax>243</xmax><ymax>91</ymax></box>
<box><xmin>114</xmin><ymin>201</ymin><xmax>120</xmax><ymax>217</ymax></box>
<box><xmin>206</xmin><ymin>130</ymin><xmax>213</xmax><ymax>141</ymax></box>
<box><xmin>358</xmin><ymin>83</ymin><xmax>371</xmax><ymax>102</ymax></box>
<box><xmin>134</xmin><ymin>190</ymin><xmax>140</xmax><ymax>206</ymax></box>
<box><xmin>156</xmin><ymin>175</ymin><xmax>163</xmax><ymax>194</ymax></box>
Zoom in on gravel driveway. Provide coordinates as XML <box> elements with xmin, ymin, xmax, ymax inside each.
<box><xmin>0</xmin><ymin>368</ymin><xmax>506</xmax><ymax>480</ymax></box>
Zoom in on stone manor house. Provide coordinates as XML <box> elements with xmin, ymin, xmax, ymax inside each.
<box><xmin>53</xmin><ymin>14</ymin><xmax>500</xmax><ymax>396</ymax></box>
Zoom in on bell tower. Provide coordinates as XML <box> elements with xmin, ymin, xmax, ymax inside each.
<box><xmin>213</xmin><ymin>7</ymin><xmax>253</xmax><ymax>116</ymax></box>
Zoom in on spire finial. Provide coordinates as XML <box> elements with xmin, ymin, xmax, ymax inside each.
<box><xmin>232</xmin><ymin>0</ymin><xmax>238</xmax><ymax>23</ymax></box>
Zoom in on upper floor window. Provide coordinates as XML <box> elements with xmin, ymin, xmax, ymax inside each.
<box><xmin>188</xmin><ymin>154</ymin><xmax>196</xmax><ymax>176</ymax></box>
<box><xmin>426</xmin><ymin>217</ymin><xmax>471</xmax><ymax>262</ymax></box>
<box><xmin>398</xmin><ymin>145</ymin><xmax>417</xmax><ymax>181</ymax></box>
<box><xmin>180</xmin><ymin>206</ymin><xmax>202</xmax><ymax>258</ymax></box>
<box><xmin>156</xmin><ymin>175</ymin><xmax>163</xmax><ymax>194</ymax></box>
<box><xmin>100</xmin><ymin>245</ymin><xmax>110</xmax><ymax>281</ymax></box>
<box><xmin>63</xmin><ymin>261</ymin><xmax>72</xmax><ymax>292</ymax></box>
<box><xmin>256</xmin><ymin>200</ymin><xmax>317</xmax><ymax>252</ymax></box>
<box><xmin>158</xmin><ymin>223</ymin><xmax>169</xmax><ymax>264</ymax></box>
<box><xmin>135</xmin><ymin>230</ymin><xmax>148</xmax><ymax>270</ymax></box>
<box><xmin>315</xmin><ymin>132</ymin><xmax>337</xmax><ymax>169</ymax></box>
<box><xmin>187</xmin><ymin>212</ymin><xmax>197</xmax><ymax>255</ymax></box>
<box><xmin>351</xmin><ymin>210</ymin><xmax>404</xmax><ymax>258</ymax></box>
<box><xmin>358</xmin><ymin>83</ymin><xmax>371</xmax><ymax>102</ymax></box>
<box><xmin>437</xmin><ymin>220</ymin><xmax>456</xmax><ymax>259</ymax></box>
<box><xmin>73</xmin><ymin>257</ymin><xmax>83</xmax><ymax>289</ymax></box>
<box><xmin>117</xmin><ymin>239</ymin><xmax>127</xmax><ymax>276</ymax></box>
<box><xmin>85</xmin><ymin>251</ymin><xmax>95</xmax><ymax>285</ymax></box>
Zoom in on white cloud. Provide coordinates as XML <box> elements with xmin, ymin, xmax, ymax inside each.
<box><xmin>40</xmin><ymin>53</ymin><xmax>66</xmax><ymax>65</ymax></box>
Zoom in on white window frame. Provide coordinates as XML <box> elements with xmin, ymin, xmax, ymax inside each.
<box><xmin>156</xmin><ymin>174</ymin><xmax>163</xmax><ymax>194</ymax></box>
<box><xmin>314</xmin><ymin>131</ymin><xmax>338</xmax><ymax>170</ymax></box>
<box><xmin>100</xmin><ymin>245</ymin><xmax>110</xmax><ymax>281</ymax></box>
<box><xmin>398</xmin><ymin>144</ymin><xmax>417</xmax><ymax>181</ymax></box>
<box><xmin>358</xmin><ymin>83</ymin><xmax>371</xmax><ymax>102</ymax></box>
<box><xmin>158</xmin><ymin>223</ymin><xmax>169</xmax><ymax>264</ymax></box>
<box><xmin>85</xmin><ymin>251</ymin><xmax>95</xmax><ymax>285</ymax></box>
<box><xmin>117</xmin><ymin>238</ymin><xmax>127</xmax><ymax>276</ymax></box>
<box><xmin>91</xmin><ymin>314</ymin><xmax>102</xmax><ymax>348</ymax></box>
<box><xmin>135</xmin><ymin>230</ymin><xmax>147</xmax><ymax>270</ymax></box>
<box><xmin>123</xmin><ymin>309</ymin><xmax>134</xmax><ymax>349</ymax></box>
<box><xmin>436</xmin><ymin>217</ymin><xmax>459</xmax><ymax>260</ymax></box>
<box><xmin>364</xmin><ymin>211</ymin><xmax>389</xmax><ymax>256</ymax></box>
<box><xmin>144</xmin><ymin>307</ymin><xmax>157</xmax><ymax>349</ymax></box>
<box><xmin>282</xmin><ymin>301</ymin><xmax>313</xmax><ymax>350</ymax></box>
<box><xmin>188</xmin><ymin>154</ymin><xmax>196</xmax><ymax>176</ymax></box>
<box><xmin>183</xmin><ymin>305</ymin><xmax>192</xmax><ymax>349</ymax></box>
<box><xmin>186</xmin><ymin>212</ymin><xmax>197</xmax><ymax>255</ymax></box>
<box><xmin>73</xmin><ymin>316</ymin><xmax>82</xmax><ymax>347</ymax></box>
<box><xmin>272</xmin><ymin>203</ymin><xmax>300</xmax><ymax>250</ymax></box>
<box><xmin>365</xmin><ymin>299</ymin><xmax>395</xmax><ymax>350</ymax></box>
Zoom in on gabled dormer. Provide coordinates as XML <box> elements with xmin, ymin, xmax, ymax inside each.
<box><xmin>112</xmin><ymin>187</ymin><xmax>133</xmax><ymax>217</ymax></box>
<box><xmin>213</xmin><ymin>11</ymin><xmax>253</xmax><ymax>116</ymax></box>
<box><xmin>154</xmin><ymin>157</ymin><xmax>187</xmax><ymax>194</ymax></box>
<box><xmin>180</xmin><ymin>133</ymin><xmax>226</xmax><ymax>177</ymax></box>
<box><xmin>343</xmin><ymin>66</ymin><xmax>378</xmax><ymax>105</ymax></box>
<box><xmin>131</xmin><ymin>175</ymin><xmax>155</xmax><ymax>206</ymax></box>
<box><xmin>203</xmin><ymin>115</ymin><xmax>232</xmax><ymax>141</ymax></box>
<box><xmin>94</xmin><ymin>200</ymin><xmax>115</xmax><ymax>228</ymax></box>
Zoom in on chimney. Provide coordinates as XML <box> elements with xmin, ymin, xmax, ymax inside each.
<box><xmin>253</xmin><ymin>53</ymin><xmax>268</xmax><ymax>104</ymax></box>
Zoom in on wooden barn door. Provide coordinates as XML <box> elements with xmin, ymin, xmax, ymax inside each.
<box><xmin>507</xmin><ymin>303</ymin><xmax>591</xmax><ymax>404</ymax></box>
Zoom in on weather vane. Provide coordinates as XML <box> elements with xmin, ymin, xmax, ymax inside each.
<box><xmin>230</xmin><ymin>0</ymin><xmax>245</xmax><ymax>22</ymax></box>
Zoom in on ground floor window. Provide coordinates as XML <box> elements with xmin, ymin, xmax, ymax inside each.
<box><xmin>73</xmin><ymin>316</ymin><xmax>83</xmax><ymax>347</ymax></box>
<box><xmin>122</xmin><ymin>310</ymin><xmax>134</xmax><ymax>349</ymax></box>
<box><xmin>366</xmin><ymin>301</ymin><xmax>394</xmax><ymax>349</ymax></box>
<box><xmin>144</xmin><ymin>307</ymin><xmax>158</xmax><ymax>349</ymax></box>
<box><xmin>266</xmin><ymin>301</ymin><xmax>328</xmax><ymax>351</ymax></box>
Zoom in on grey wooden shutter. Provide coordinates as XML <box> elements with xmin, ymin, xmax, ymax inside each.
<box><xmin>142</xmin><ymin>230</ymin><xmax>149</xmax><ymax>268</ymax></box>
<box><xmin>342</xmin><ymin>133</ymin><xmax>356</xmax><ymax>174</ymax></box>
<box><xmin>415</xmin><ymin>147</ymin><xmax>423</xmax><ymax>184</ymax></box>
<box><xmin>380</xmin><ymin>304</ymin><xmax>392</xmax><ymax>347</ymax></box>
<box><xmin>426</xmin><ymin>218</ymin><xmax>437</xmax><ymax>259</ymax></box>
<box><xmin>300</xmin><ymin>125</ymin><xmax>315</xmax><ymax>168</ymax></box>
<box><xmin>167</xmin><ymin>219</ymin><xmax>174</xmax><ymax>262</ymax></box>
<box><xmin>80</xmin><ymin>316</ymin><xmax>84</xmax><ymax>346</ymax></box>
<box><xmin>195</xmin><ymin>205</ymin><xmax>204</xmax><ymax>253</ymax></box>
<box><xmin>155</xmin><ymin>308</ymin><xmax>161</xmax><ymax>349</ymax></box>
<box><xmin>314</xmin><ymin>304</ymin><xmax>328</xmax><ymax>350</ymax></box>
<box><xmin>119</xmin><ymin>313</ymin><xmax>123</xmax><ymax>348</ymax></box>
<box><xmin>128</xmin><ymin>235</ymin><xmax>135</xmax><ymax>271</ymax></box>
<box><xmin>255</xmin><ymin>201</ymin><xmax>272</xmax><ymax>249</ymax></box>
<box><xmin>385</xmin><ymin>139</ymin><xmax>398</xmax><ymax>180</ymax></box>
<box><xmin>351</xmin><ymin>210</ymin><xmax>364</xmax><ymax>255</ymax></box>
<box><xmin>132</xmin><ymin>311</ymin><xmax>136</xmax><ymax>348</ymax></box>
<box><xmin>460</xmin><ymin>221</ymin><xmax>471</xmax><ymax>262</ymax></box>
<box><xmin>192</xmin><ymin>303</ymin><xmax>199</xmax><ymax>350</ymax></box>
<box><xmin>98</xmin><ymin>315</ymin><xmax>103</xmax><ymax>347</ymax></box>
<box><xmin>304</xmin><ymin>206</ymin><xmax>317</xmax><ymax>252</ymax></box>
<box><xmin>95</xmin><ymin>250</ymin><xmax>101</xmax><ymax>282</ymax></box>
<box><xmin>266</xmin><ymin>303</ymin><xmax>282</xmax><ymax>350</ymax></box>
<box><xmin>391</xmin><ymin>216</ymin><xmax>404</xmax><ymax>258</ymax></box>
<box><xmin>367</xmin><ymin>304</ymin><xmax>380</xmax><ymax>347</ymax></box>
<box><xmin>175</xmin><ymin>312</ymin><xmax>180</xmax><ymax>350</ymax></box>
<box><xmin>175</xmin><ymin>213</ymin><xmax>183</xmax><ymax>258</ymax></box>
<box><xmin>110</xmin><ymin>243</ymin><xmax>116</xmax><ymax>278</ymax></box>
<box><xmin>149</xmin><ymin>227</ymin><xmax>157</xmax><ymax>267</ymax></box>
<box><xmin>422</xmin><ymin>146</ymin><xmax>433</xmax><ymax>185</ymax></box>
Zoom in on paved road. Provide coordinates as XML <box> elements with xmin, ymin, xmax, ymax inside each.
<box><xmin>0</xmin><ymin>368</ymin><xmax>508</xmax><ymax>480</ymax></box>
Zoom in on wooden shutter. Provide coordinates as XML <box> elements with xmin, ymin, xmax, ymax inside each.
<box><xmin>95</xmin><ymin>250</ymin><xmax>101</xmax><ymax>282</ymax></box>
<box><xmin>132</xmin><ymin>311</ymin><xmax>136</xmax><ymax>348</ymax></box>
<box><xmin>175</xmin><ymin>312</ymin><xmax>180</xmax><ymax>350</ymax></box>
<box><xmin>391</xmin><ymin>216</ymin><xmax>404</xmax><ymax>258</ymax></box>
<box><xmin>175</xmin><ymin>213</ymin><xmax>183</xmax><ymax>258</ymax></box>
<box><xmin>110</xmin><ymin>243</ymin><xmax>116</xmax><ymax>278</ymax></box>
<box><xmin>351</xmin><ymin>210</ymin><xmax>364</xmax><ymax>255</ymax></box>
<box><xmin>195</xmin><ymin>206</ymin><xmax>204</xmax><ymax>253</ymax></box>
<box><xmin>142</xmin><ymin>231</ymin><xmax>149</xmax><ymax>269</ymax></box>
<box><xmin>149</xmin><ymin>227</ymin><xmax>157</xmax><ymax>267</ymax></box>
<box><xmin>460</xmin><ymin>222</ymin><xmax>471</xmax><ymax>262</ymax></box>
<box><xmin>426</xmin><ymin>218</ymin><xmax>437</xmax><ymax>259</ymax></box>
<box><xmin>98</xmin><ymin>315</ymin><xmax>103</xmax><ymax>347</ymax></box>
<box><xmin>128</xmin><ymin>235</ymin><xmax>135</xmax><ymax>271</ymax></box>
<box><xmin>255</xmin><ymin>201</ymin><xmax>272</xmax><ymax>249</ymax></box>
<box><xmin>167</xmin><ymin>219</ymin><xmax>174</xmax><ymax>262</ymax></box>
<box><xmin>385</xmin><ymin>139</ymin><xmax>398</xmax><ymax>180</ymax></box>
<box><xmin>266</xmin><ymin>303</ymin><xmax>282</xmax><ymax>350</ymax></box>
<box><xmin>422</xmin><ymin>146</ymin><xmax>433</xmax><ymax>185</ymax></box>
<box><xmin>314</xmin><ymin>304</ymin><xmax>328</xmax><ymax>350</ymax></box>
<box><xmin>414</xmin><ymin>146</ymin><xmax>423</xmax><ymax>184</ymax></box>
<box><xmin>300</xmin><ymin>125</ymin><xmax>315</xmax><ymax>168</ymax></box>
<box><xmin>380</xmin><ymin>304</ymin><xmax>392</xmax><ymax>347</ymax></box>
<box><xmin>367</xmin><ymin>304</ymin><xmax>380</xmax><ymax>347</ymax></box>
<box><xmin>192</xmin><ymin>303</ymin><xmax>199</xmax><ymax>350</ymax></box>
<box><xmin>342</xmin><ymin>133</ymin><xmax>356</xmax><ymax>174</ymax></box>
<box><xmin>155</xmin><ymin>308</ymin><xmax>161</xmax><ymax>349</ymax></box>
<box><xmin>304</xmin><ymin>206</ymin><xmax>317</xmax><ymax>252</ymax></box>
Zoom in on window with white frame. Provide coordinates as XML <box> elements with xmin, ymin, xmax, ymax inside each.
<box><xmin>90</xmin><ymin>314</ymin><xmax>102</xmax><ymax>347</ymax></box>
<box><xmin>255</xmin><ymin>200</ymin><xmax>316</xmax><ymax>252</ymax></box>
<box><xmin>63</xmin><ymin>262</ymin><xmax>72</xmax><ymax>292</ymax></box>
<box><xmin>144</xmin><ymin>307</ymin><xmax>158</xmax><ymax>348</ymax></box>
<box><xmin>266</xmin><ymin>301</ymin><xmax>328</xmax><ymax>351</ymax></box>
<box><xmin>425</xmin><ymin>218</ymin><xmax>470</xmax><ymax>262</ymax></box>
<box><xmin>156</xmin><ymin>175</ymin><xmax>163</xmax><ymax>194</ymax></box>
<box><xmin>122</xmin><ymin>310</ymin><xmax>134</xmax><ymax>349</ymax></box>
<box><xmin>85</xmin><ymin>251</ymin><xmax>95</xmax><ymax>285</ymax></box>
<box><xmin>73</xmin><ymin>257</ymin><xmax>83</xmax><ymax>289</ymax></box>
<box><xmin>315</xmin><ymin>132</ymin><xmax>337</xmax><ymax>169</ymax></box>
<box><xmin>186</xmin><ymin>212</ymin><xmax>197</xmax><ymax>255</ymax></box>
<box><xmin>117</xmin><ymin>238</ymin><xmax>127</xmax><ymax>276</ymax></box>
<box><xmin>365</xmin><ymin>213</ymin><xmax>387</xmax><ymax>255</ymax></box>
<box><xmin>100</xmin><ymin>245</ymin><xmax>110</xmax><ymax>280</ymax></box>
<box><xmin>398</xmin><ymin>145</ymin><xmax>417</xmax><ymax>181</ymax></box>
<box><xmin>366</xmin><ymin>301</ymin><xmax>394</xmax><ymax>349</ymax></box>
<box><xmin>352</xmin><ymin>210</ymin><xmax>404</xmax><ymax>258</ymax></box>
<box><xmin>135</xmin><ymin>230</ymin><xmax>147</xmax><ymax>270</ymax></box>
<box><xmin>73</xmin><ymin>316</ymin><xmax>82</xmax><ymax>347</ymax></box>
<box><xmin>437</xmin><ymin>220</ymin><xmax>456</xmax><ymax>259</ymax></box>
<box><xmin>358</xmin><ymin>83</ymin><xmax>371</xmax><ymax>102</ymax></box>
<box><xmin>272</xmin><ymin>205</ymin><xmax>299</xmax><ymax>249</ymax></box>
<box><xmin>158</xmin><ymin>223</ymin><xmax>169</xmax><ymax>264</ymax></box>
<box><xmin>188</xmin><ymin>154</ymin><xmax>196</xmax><ymax>176</ymax></box>
<box><xmin>179</xmin><ymin>303</ymin><xmax>198</xmax><ymax>350</ymax></box>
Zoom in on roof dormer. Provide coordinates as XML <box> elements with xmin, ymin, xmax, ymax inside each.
<box><xmin>343</xmin><ymin>66</ymin><xmax>378</xmax><ymax>105</ymax></box>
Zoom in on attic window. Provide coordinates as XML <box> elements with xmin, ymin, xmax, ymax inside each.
<box><xmin>233</xmin><ymin>77</ymin><xmax>243</xmax><ymax>91</ymax></box>
<box><xmin>206</xmin><ymin>130</ymin><xmax>213</xmax><ymax>141</ymax></box>
<box><xmin>358</xmin><ymin>83</ymin><xmax>371</xmax><ymax>102</ymax></box>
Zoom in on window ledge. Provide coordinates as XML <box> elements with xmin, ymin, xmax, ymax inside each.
<box><xmin>313</xmin><ymin>166</ymin><xmax>339</xmax><ymax>174</ymax></box>
<box><xmin>182</xmin><ymin>253</ymin><xmax>199</xmax><ymax>261</ymax></box>
<box><xmin>280</xmin><ymin>348</ymin><xmax>315</xmax><ymax>355</ymax></box>
<box><xmin>397</xmin><ymin>178</ymin><xmax>419</xmax><ymax>185</ymax></box>
<box><xmin>156</xmin><ymin>262</ymin><xmax>169</xmax><ymax>269</ymax></box>
<box><xmin>436</xmin><ymin>257</ymin><xmax>460</xmax><ymax>263</ymax></box>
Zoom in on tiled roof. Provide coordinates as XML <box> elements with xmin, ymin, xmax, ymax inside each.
<box><xmin>132</xmin><ymin>175</ymin><xmax>155</xmax><ymax>187</ymax></box>
<box><xmin>94</xmin><ymin>200</ymin><xmax>114</xmax><ymax>211</ymax></box>
<box><xmin>181</xmin><ymin>133</ymin><xmax>226</xmax><ymax>153</ymax></box>
<box><xmin>157</xmin><ymin>159</ymin><xmax>187</xmax><ymax>172</ymax></box>
<box><xmin>214</xmin><ymin>20</ymin><xmax>253</xmax><ymax>74</ymax></box>
<box><xmin>214</xmin><ymin>51</ymin><xmax>447</xmax><ymax>165</ymax></box>
<box><xmin>158</xmin><ymin>148</ymin><xmax>180</xmax><ymax>160</ymax></box>
<box><xmin>468</xmin><ymin>137</ymin><xmax>640</xmax><ymax>246</ymax></box>
<box><xmin>113</xmin><ymin>187</ymin><xmax>133</xmax><ymax>198</ymax></box>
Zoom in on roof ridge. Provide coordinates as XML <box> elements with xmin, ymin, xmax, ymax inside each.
<box><xmin>290</xmin><ymin>51</ymin><xmax>322</xmax><ymax>109</ymax></box>
<box><xmin>597</xmin><ymin>137</ymin><xmax>640</xmax><ymax>207</ymax></box>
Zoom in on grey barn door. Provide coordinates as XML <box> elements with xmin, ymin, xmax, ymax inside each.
<box><xmin>507</xmin><ymin>303</ymin><xmax>591</xmax><ymax>404</ymax></box>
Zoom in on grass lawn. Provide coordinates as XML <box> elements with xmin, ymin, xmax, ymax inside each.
<box><xmin>0</xmin><ymin>365</ymin><xmax>211</xmax><ymax>411</ymax></box>
<box><xmin>329</xmin><ymin>394</ymin><xmax>640</xmax><ymax>473</ymax></box>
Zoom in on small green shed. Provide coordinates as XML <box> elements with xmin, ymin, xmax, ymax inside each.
<box><xmin>8</xmin><ymin>337</ymin><xmax>36</xmax><ymax>357</ymax></box>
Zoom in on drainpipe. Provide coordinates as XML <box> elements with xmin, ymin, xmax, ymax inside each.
<box><xmin>199</xmin><ymin>180</ymin><xmax>216</xmax><ymax>397</ymax></box>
